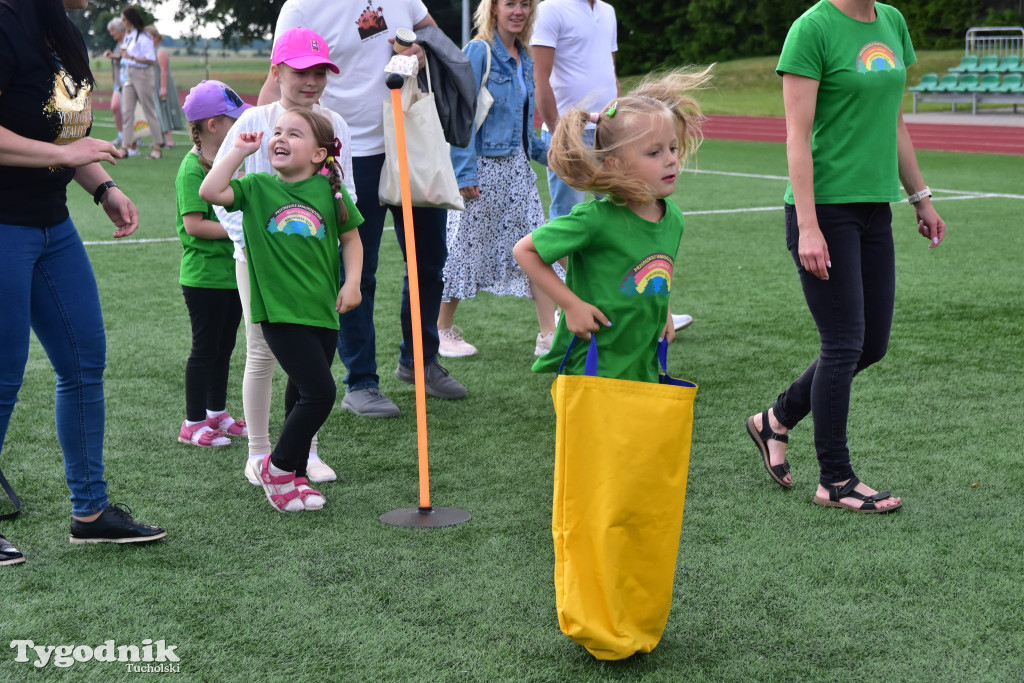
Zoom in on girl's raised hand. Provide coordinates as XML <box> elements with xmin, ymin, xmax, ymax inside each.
<box><xmin>564</xmin><ymin>300</ymin><xmax>610</xmax><ymax>341</ymax></box>
<box><xmin>234</xmin><ymin>131</ymin><xmax>263</xmax><ymax>156</ymax></box>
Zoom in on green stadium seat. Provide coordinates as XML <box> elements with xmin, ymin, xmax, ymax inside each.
<box><xmin>977</xmin><ymin>73</ymin><xmax>1002</xmax><ymax>92</ymax></box>
<box><xmin>948</xmin><ymin>55</ymin><xmax>978</xmax><ymax>73</ymax></box>
<box><xmin>995</xmin><ymin>73</ymin><xmax>1024</xmax><ymax>92</ymax></box>
<box><xmin>952</xmin><ymin>74</ymin><xmax>980</xmax><ymax>91</ymax></box>
<box><xmin>996</xmin><ymin>54</ymin><xmax>1021</xmax><ymax>72</ymax></box>
<box><xmin>975</xmin><ymin>54</ymin><xmax>1001</xmax><ymax>72</ymax></box>
<box><xmin>935</xmin><ymin>73</ymin><xmax>960</xmax><ymax>91</ymax></box>
<box><xmin>908</xmin><ymin>73</ymin><xmax>939</xmax><ymax>92</ymax></box>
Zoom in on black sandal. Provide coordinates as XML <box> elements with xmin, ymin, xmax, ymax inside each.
<box><xmin>813</xmin><ymin>476</ymin><xmax>902</xmax><ymax>513</ymax></box>
<box><xmin>746</xmin><ymin>409</ymin><xmax>792</xmax><ymax>488</ymax></box>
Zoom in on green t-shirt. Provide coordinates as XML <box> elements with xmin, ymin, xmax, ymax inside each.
<box><xmin>531</xmin><ymin>198</ymin><xmax>684</xmax><ymax>383</ymax></box>
<box><xmin>175</xmin><ymin>152</ymin><xmax>236</xmax><ymax>289</ymax></box>
<box><xmin>227</xmin><ymin>173</ymin><xmax>362</xmax><ymax>329</ymax></box>
<box><xmin>777</xmin><ymin>1</ymin><xmax>915</xmax><ymax>204</ymax></box>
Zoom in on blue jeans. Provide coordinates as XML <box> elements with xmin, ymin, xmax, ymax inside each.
<box><xmin>337</xmin><ymin>154</ymin><xmax>447</xmax><ymax>390</ymax></box>
<box><xmin>773</xmin><ymin>203</ymin><xmax>895</xmax><ymax>485</ymax></box>
<box><xmin>542</xmin><ymin>128</ymin><xmax>590</xmax><ymax>220</ymax></box>
<box><xmin>0</xmin><ymin>218</ymin><xmax>109</xmax><ymax>516</ymax></box>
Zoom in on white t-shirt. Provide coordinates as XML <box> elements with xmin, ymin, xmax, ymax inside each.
<box><xmin>531</xmin><ymin>0</ymin><xmax>618</xmax><ymax>117</ymax></box>
<box><xmin>122</xmin><ymin>29</ymin><xmax>155</xmax><ymax>68</ymax></box>
<box><xmin>212</xmin><ymin>102</ymin><xmax>355</xmax><ymax>262</ymax></box>
<box><xmin>274</xmin><ymin>0</ymin><xmax>429</xmax><ymax>156</ymax></box>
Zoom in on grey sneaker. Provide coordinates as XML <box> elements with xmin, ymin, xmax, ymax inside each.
<box><xmin>341</xmin><ymin>387</ymin><xmax>401</xmax><ymax>417</ymax></box>
<box><xmin>394</xmin><ymin>361</ymin><xmax>467</xmax><ymax>400</ymax></box>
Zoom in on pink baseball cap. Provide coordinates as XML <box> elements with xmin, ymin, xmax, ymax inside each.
<box><xmin>182</xmin><ymin>80</ymin><xmax>252</xmax><ymax>121</ymax></box>
<box><xmin>272</xmin><ymin>27</ymin><xmax>340</xmax><ymax>73</ymax></box>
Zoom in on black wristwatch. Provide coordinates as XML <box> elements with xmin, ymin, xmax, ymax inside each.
<box><xmin>93</xmin><ymin>180</ymin><xmax>118</xmax><ymax>205</ymax></box>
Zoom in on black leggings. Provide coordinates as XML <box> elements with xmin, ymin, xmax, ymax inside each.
<box><xmin>260</xmin><ymin>322</ymin><xmax>337</xmax><ymax>475</ymax></box>
<box><xmin>773</xmin><ymin>203</ymin><xmax>895</xmax><ymax>485</ymax></box>
<box><xmin>182</xmin><ymin>286</ymin><xmax>242</xmax><ymax>422</ymax></box>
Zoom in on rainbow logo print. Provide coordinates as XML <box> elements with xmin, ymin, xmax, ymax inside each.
<box><xmin>856</xmin><ymin>41</ymin><xmax>902</xmax><ymax>73</ymax></box>
<box><xmin>267</xmin><ymin>203</ymin><xmax>326</xmax><ymax>240</ymax></box>
<box><xmin>619</xmin><ymin>253</ymin><xmax>673</xmax><ymax>297</ymax></box>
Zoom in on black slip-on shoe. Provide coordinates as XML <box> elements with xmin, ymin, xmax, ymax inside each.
<box><xmin>69</xmin><ymin>503</ymin><xmax>167</xmax><ymax>544</ymax></box>
<box><xmin>0</xmin><ymin>534</ymin><xmax>26</xmax><ymax>565</ymax></box>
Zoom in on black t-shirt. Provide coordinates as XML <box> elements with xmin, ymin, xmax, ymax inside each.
<box><xmin>0</xmin><ymin>0</ymin><xmax>93</xmax><ymax>226</ymax></box>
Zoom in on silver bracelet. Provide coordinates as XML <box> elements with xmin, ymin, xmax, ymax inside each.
<box><xmin>907</xmin><ymin>187</ymin><xmax>932</xmax><ymax>204</ymax></box>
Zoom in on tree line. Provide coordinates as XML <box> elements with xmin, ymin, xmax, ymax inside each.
<box><xmin>73</xmin><ymin>1</ymin><xmax>1024</xmax><ymax>76</ymax></box>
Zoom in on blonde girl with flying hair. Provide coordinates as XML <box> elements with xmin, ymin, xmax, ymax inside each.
<box><xmin>514</xmin><ymin>67</ymin><xmax>712</xmax><ymax>383</ymax></box>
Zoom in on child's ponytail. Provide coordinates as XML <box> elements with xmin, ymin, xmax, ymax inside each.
<box><xmin>321</xmin><ymin>141</ymin><xmax>349</xmax><ymax>226</ymax></box>
<box><xmin>189</xmin><ymin>120</ymin><xmax>212</xmax><ymax>172</ymax></box>
<box><xmin>548</xmin><ymin>65</ymin><xmax>714</xmax><ymax>206</ymax></box>
<box><xmin>548</xmin><ymin>109</ymin><xmax>612</xmax><ymax>200</ymax></box>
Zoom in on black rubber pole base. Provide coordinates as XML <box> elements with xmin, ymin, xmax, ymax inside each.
<box><xmin>380</xmin><ymin>506</ymin><xmax>472</xmax><ymax>528</ymax></box>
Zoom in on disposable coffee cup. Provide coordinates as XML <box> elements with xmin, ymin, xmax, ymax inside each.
<box><xmin>394</xmin><ymin>28</ymin><xmax>416</xmax><ymax>53</ymax></box>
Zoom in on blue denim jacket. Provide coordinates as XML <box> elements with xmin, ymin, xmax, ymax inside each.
<box><xmin>449</xmin><ymin>38</ymin><xmax>549</xmax><ymax>189</ymax></box>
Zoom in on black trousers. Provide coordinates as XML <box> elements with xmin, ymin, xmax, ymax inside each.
<box><xmin>260</xmin><ymin>322</ymin><xmax>337</xmax><ymax>475</ymax></box>
<box><xmin>182</xmin><ymin>286</ymin><xmax>242</xmax><ymax>422</ymax></box>
<box><xmin>773</xmin><ymin>203</ymin><xmax>895</xmax><ymax>485</ymax></box>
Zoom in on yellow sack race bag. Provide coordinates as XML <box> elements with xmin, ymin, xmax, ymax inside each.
<box><xmin>551</xmin><ymin>336</ymin><xmax>697</xmax><ymax>661</ymax></box>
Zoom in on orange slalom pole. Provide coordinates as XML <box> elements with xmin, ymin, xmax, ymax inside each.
<box><xmin>390</xmin><ymin>84</ymin><xmax>431</xmax><ymax>510</ymax></box>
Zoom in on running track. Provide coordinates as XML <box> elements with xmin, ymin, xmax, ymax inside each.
<box><xmin>100</xmin><ymin>91</ymin><xmax>1024</xmax><ymax>155</ymax></box>
<box><xmin>704</xmin><ymin>114</ymin><xmax>1024</xmax><ymax>155</ymax></box>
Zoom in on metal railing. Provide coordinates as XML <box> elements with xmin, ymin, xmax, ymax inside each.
<box><xmin>965</xmin><ymin>26</ymin><xmax>1024</xmax><ymax>57</ymax></box>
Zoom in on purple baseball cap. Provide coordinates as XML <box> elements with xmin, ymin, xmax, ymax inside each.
<box><xmin>272</xmin><ymin>27</ymin><xmax>340</xmax><ymax>73</ymax></box>
<box><xmin>182</xmin><ymin>80</ymin><xmax>252</xmax><ymax>122</ymax></box>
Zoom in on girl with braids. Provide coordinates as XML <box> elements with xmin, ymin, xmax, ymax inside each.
<box><xmin>1</xmin><ymin>0</ymin><xmax>166</xmax><ymax>564</ymax></box>
<box><xmin>174</xmin><ymin>80</ymin><xmax>251</xmax><ymax>448</ymax></box>
<box><xmin>212</xmin><ymin>27</ymin><xmax>354</xmax><ymax>487</ymax></box>
<box><xmin>200</xmin><ymin>108</ymin><xmax>363</xmax><ymax>513</ymax></box>
<box><xmin>514</xmin><ymin>67</ymin><xmax>712</xmax><ymax>383</ymax></box>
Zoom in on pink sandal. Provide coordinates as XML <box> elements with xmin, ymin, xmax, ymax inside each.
<box><xmin>293</xmin><ymin>477</ymin><xmax>325</xmax><ymax>510</ymax></box>
<box><xmin>206</xmin><ymin>411</ymin><xmax>247</xmax><ymax>437</ymax></box>
<box><xmin>258</xmin><ymin>455</ymin><xmax>303</xmax><ymax>513</ymax></box>
<box><xmin>178</xmin><ymin>420</ymin><xmax>230</xmax><ymax>447</ymax></box>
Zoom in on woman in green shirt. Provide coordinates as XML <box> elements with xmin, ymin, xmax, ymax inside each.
<box><xmin>746</xmin><ymin>0</ymin><xmax>945</xmax><ymax>513</ymax></box>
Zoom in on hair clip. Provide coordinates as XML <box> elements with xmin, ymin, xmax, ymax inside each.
<box><xmin>331</xmin><ymin>137</ymin><xmax>342</xmax><ymax>157</ymax></box>
<box><xmin>589</xmin><ymin>112</ymin><xmax>600</xmax><ymax>124</ymax></box>
<box><xmin>605</xmin><ymin>101</ymin><xmax>617</xmax><ymax>118</ymax></box>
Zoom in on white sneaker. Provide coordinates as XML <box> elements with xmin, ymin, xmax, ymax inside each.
<box><xmin>306</xmin><ymin>454</ymin><xmax>337</xmax><ymax>483</ymax></box>
<box><xmin>244</xmin><ymin>456</ymin><xmax>264</xmax><ymax>485</ymax></box>
<box><xmin>438</xmin><ymin>326</ymin><xmax>477</xmax><ymax>357</ymax></box>
<box><xmin>535</xmin><ymin>332</ymin><xmax>554</xmax><ymax>356</ymax></box>
<box><xmin>672</xmin><ymin>314</ymin><xmax>694</xmax><ymax>331</ymax></box>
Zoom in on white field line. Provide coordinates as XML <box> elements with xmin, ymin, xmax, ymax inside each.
<box><xmin>81</xmin><ymin>172</ymin><xmax>1021</xmax><ymax>246</ymax></box>
<box><xmin>82</xmin><ymin>226</ymin><xmax>398</xmax><ymax>247</ymax></box>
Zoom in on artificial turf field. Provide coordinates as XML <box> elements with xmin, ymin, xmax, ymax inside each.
<box><xmin>2</xmin><ymin>120</ymin><xmax>1022</xmax><ymax>680</ymax></box>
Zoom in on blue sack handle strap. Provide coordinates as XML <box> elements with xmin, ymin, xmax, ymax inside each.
<box><xmin>657</xmin><ymin>337</ymin><xmax>669</xmax><ymax>374</ymax></box>
<box><xmin>557</xmin><ymin>335</ymin><xmax>599</xmax><ymax>377</ymax></box>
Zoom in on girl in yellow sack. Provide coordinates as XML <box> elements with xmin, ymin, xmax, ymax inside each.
<box><xmin>514</xmin><ymin>67</ymin><xmax>711</xmax><ymax>660</ymax></box>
